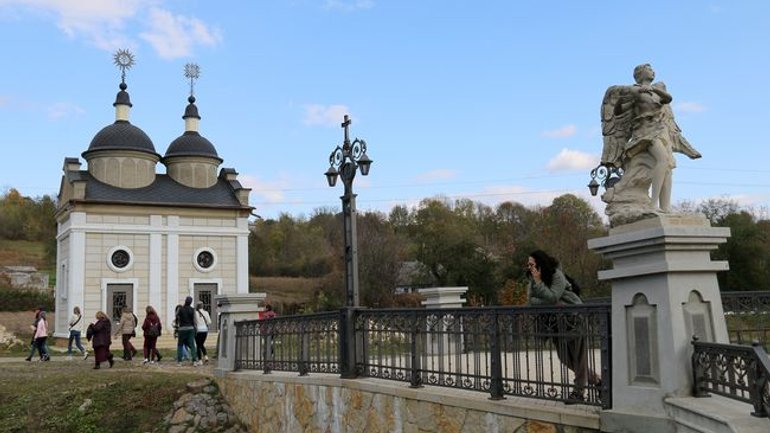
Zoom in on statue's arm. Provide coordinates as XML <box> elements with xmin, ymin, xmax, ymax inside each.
<box><xmin>652</xmin><ymin>86</ymin><xmax>672</xmax><ymax>104</ymax></box>
<box><xmin>614</xmin><ymin>96</ymin><xmax>633</xmax><ymax>115</ymax></box>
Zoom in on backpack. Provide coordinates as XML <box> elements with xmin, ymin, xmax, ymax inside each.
<box><xmin>147</xmin><ymin>322</ymin><xmax>160</xmax><ymax>337</ymax></box>
<box><xmin>565</xmin><ymin>274</ymin><xmax>581</xmax><ymax>297</ymax></box>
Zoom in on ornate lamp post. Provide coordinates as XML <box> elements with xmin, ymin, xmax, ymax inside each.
<box><xmin>324</xmin><ymin>115</ymin><xmax>373</xmax><ymax>307</ymax></box>
<box><xmin>587</xmin><ymin>163</ymin><xmax>623</xmax><ymax>196</ymax></box>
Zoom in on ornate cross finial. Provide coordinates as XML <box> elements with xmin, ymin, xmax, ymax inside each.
<box><xmin>341</xmin><ymin>114</ymin><xmax>352</xmax><ymax>146</ymax></box>
<box><xmin>113</xmin><ymin>49</ymin><xmax>135</xmax><ymax>84</ymax></box>
<box><xmin>184</xmin><ymin>63</ymin><xmax>201</xmax><ymax>98</ymax></box>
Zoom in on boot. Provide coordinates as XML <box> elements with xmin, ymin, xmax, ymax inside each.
<box><xmin>93</xmin><ymin>363</ymin><xmax>100</xmax><ymax>369</ymax></box>
<box><xmin>108</xmin><ymin>353</ymin><xmax>114</xmax><ymax>368</ymax></box>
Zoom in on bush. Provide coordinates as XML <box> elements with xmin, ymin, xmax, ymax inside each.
<box><xmin>0</xmin><ymin>287</ymin><xmax>54</xmax><ymax>311</ymax></box>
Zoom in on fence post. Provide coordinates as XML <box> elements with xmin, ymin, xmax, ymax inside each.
<box><xmin>489</xmin><ymin>310</ymin><xmax>504</xmax><ymax>400</ymax></box>
<box><xmin>409</xmin><ymin>309</ymin><xmax>423</xmax><ymax>388</ymax></box>
<box><xmin>599</xmin><ymin>305</ymin><xmax>612</xmax><ymax>409</ymax></box>
<box><xmin>299</xmin><ymin>320</ymin><xmax>309</xmax><ymax>376</ymax></box>
<box><xmin>339</xmin><ymin>307</ymin><xmax>358</xmax><ymax>379</ymax></box>
<box><xmin>691</xmin><ymin>337</ymin><xmax>709</xmax><ymax>398</ymax></box>
<box><xmin>749</xmin><ymin>341</ymin><xmax>769</xmax><ymax>417</ymax></box>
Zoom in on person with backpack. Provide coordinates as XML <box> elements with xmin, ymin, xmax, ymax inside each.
<box><xmin>113</xmin><ymin>306</ymin><xmax>138</xmax><ymax>361</ymax></box>
<box><xmin>194</xmin><ymin>302</ymin><xmax>212</xmax><ymax>364</ymax></box>
<box><xmin>67</xmin><ymin>306</ymin><xmax>88</xmax><ymax>360</ymax></box>
<box><xmin>141</xmin><ymin>305</ymin><xmax>163</xmax><ymax>365</ymax></box>
<box><xmin>526</xmin><ymin>249</ymin><xmax>600</xmax><ymax>403</ymax></box>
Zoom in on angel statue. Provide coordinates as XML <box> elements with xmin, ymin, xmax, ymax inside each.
<box><xmin>600</xmin><ymin>64</ymin><xmax>701</xmax><ymax>225</ymax></box>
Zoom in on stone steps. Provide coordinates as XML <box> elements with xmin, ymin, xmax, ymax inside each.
<box><xmin>665</xmin><ymin>395</ymin><xmax>769</xmax><ymax>433</ymax></box>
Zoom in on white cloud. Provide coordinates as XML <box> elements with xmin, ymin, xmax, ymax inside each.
<box><xmin>0</xmin><ymin>0</ymin><xmax>148</xmax><ymax>50</ymax></box>
<box><xmin>239</xmin><ymin>174</ymin><xmax>286</xmax><ymax>204</ymax></box>
<box><xmin>0</xmin><ymin>1</ymin><xmax>220</xmax><ymax>57</ymax></box>
<box><xmin>303</xmin><ymin>104</ymin><xmax>350</xmax><ymax>126</ymax></box>
<box><xmin>542</xmin><ymin>124</ymin><xmax>577</xmax><ymax>138</ymax></box>
<box><xmin>139</xmin><ymin>7</ymin><xmax>222</xmax><ymax>59</ymax></box>
<box><xmin>48</xmin><ymin>101</ymin><xmax>85</xmax><ymax>119</ymax></box>
<box><xmin>674</xmin><ymin>101</ymin><xmax>706</xmax><ymax>113</ymax></box>
<box><xmin>546</xmin><ymin>148</ymin><xmax>598</xmax><ymax>172</ymax></box>
<box><xmin>413</xmin><ymin>169</ymin><xmax>457</xmax><ymax>182</ymax></box>
<box><xmin>323</xmin><ymin>0</ymin><xmax>375</xmax><ymax>12</ymax></box>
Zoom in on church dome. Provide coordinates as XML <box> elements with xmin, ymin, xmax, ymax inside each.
<box><xmin>85</xmin><ymin>120</ymin><xmax>157</xmax><ymax>155</ymax></box>
<box><xmin>165</xmin><ymin>131</ymin><xmax>220</xmax><ymax>159</ymax></box>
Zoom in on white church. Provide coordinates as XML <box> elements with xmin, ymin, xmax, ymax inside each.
<box><xmin>53</xmin><ymin>58</ymin><xmax>252</xmax><ymax>337</ymax></box>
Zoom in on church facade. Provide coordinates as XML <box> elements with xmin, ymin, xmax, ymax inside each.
<box><xmin>53</xmin><ymin>76</ymin><xmax>252</xmax><ymax>337</ymax></box>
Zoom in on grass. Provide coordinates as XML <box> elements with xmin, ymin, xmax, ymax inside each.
<box><xmin>250</xmin><ymin>276</ymin><xmax>323</xmax><ymax>310</ymax></box>
<box><xmin>0</xmin><ymin>360</ymin><xmax>204</xmax><ymax>433</ymax></box>
<box><xmin>0</xmin><ymin>240</ymin><xmax>49</xmax><ymax>270</ymax></box>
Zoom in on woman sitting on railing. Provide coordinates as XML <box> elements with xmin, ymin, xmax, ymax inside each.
<box><xmin>527</xmin><ymin>249</ymin><xmax>601</xmax><ymax>403</ymax></box>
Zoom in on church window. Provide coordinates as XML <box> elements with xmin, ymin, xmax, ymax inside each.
<box><xmin>193</xmin><ymin>247</ymin><xmax>217</xmax><ymax>273</ymax></box>
<box><xmin>107</xmin><ymin>246</ymin><xmax>134</xmax><ymax>272</ymax></box>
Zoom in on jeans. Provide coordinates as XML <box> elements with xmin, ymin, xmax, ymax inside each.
<box><xmin>68</xmin><ymin>330</ymin><xmax>85</xmax><ymax>355</ymax></box>
<box><xmin>195</xmin><ymin>331</ymin><xmax>208</xmax><ymax>360</ymax></box>
<box><xmin>176</xmin><ymin>328</ymin><xmax>197</xmax><ymax>362</ymax></box>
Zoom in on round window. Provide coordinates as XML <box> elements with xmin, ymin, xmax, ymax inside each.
<box><xmin>107</xmin><ymin>246</ymin><xmax>134</xmax><ymax>272</ymax></box>
<box><xmin>197</xmin><ymin>251</ymin><xmax>214</xmax><ymax>269</ymax></box>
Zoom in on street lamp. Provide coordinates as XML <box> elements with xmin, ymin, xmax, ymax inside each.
<box><xmin>587</xmin><ymin>163</ymin><xmax>623</xmax><ymax>196</ymax></box>
<box><xmin>324</xmin><ymin>114</ymin><xmax>373</xmax><ymax>307</ymax></box>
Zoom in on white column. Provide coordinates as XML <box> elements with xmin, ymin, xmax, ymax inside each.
<box><xmin>588</xmin><ymin>214</ymin><xmax>730</xmax><ymax>432</ymax></box>
<box><xmin>69</xmin><ymin>212</ymin><xmax>87</xmax><ymax>333</ymax></box>
<box><xmin>149</xmin><ymin>215</ymin><xmax>163</xmax><ymax>311</ymax></box>
<box><xmin>236</xmin><ymin>217</ymin><xmax>249</xmax><ymax>294</ymax></box>
<box><xmin>214</xmin><ymin>292</ymin><xmax>266</xmax><ymax>373</ymax></box>
<box><xmin>166</xmin><ymin>216</ymin><xmax>180</xmax><ymax>329</ymax></box>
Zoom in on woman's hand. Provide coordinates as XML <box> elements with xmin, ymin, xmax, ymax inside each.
<box><xmin>531</xmin><ymin>266</ymin><xmax>542</xmax><ymax>283</ymax></box>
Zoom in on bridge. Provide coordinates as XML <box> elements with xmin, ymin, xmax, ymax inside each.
<box><xmin>212</xmin><ymin>215</ymin><xmax>769</xmax><ymax>432</ymax></box>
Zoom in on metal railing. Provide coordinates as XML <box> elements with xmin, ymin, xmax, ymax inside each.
<box><xmin>722</xmin><ymin>291</ymin><xmax>770</xmax><ymax>350</ymax></box>
<box><xmin>692</xmin><ymin>338</ymin><xmax>770</xmax><ymax>418</ymax></box>
<box><xmin>234</xmin><ymin>304</ymin><xmax>612</xmax><ymax>408</ymax></box>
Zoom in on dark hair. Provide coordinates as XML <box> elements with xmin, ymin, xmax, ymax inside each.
<box><xmin>265</xmin><ymin>304</ymin><xmax>272</xmax><ymax>312</ymax></box>
<box><xmin>529</xmin><ymin>250</ymin><xmax>559</xmax><ymax>288</ymax></box>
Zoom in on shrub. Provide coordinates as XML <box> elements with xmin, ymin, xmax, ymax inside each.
<box><xmin>0</xmin><ymin>287</ymin><xmax>54</xmax><ymax>311</ymax></box>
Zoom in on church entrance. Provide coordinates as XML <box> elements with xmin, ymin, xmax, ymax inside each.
<box><xmin>106</xmin><ymin>283</ymin><xmax>134</xmax><ymax>323</ymax></box>
<box><xmin>194</xmin><ymin>283</ymin><xmax>218</xmax><ymax>328</ymax></box>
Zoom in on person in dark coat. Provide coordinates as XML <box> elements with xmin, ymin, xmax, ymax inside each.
<box><xmin>176</xmin><ymin>296</ymin><xmax>198</xmax><ymax>366</ymax></box>
<box><xmin>89</xmin><ymin>311</ymin><xmax>114</xmax><ymax>369</ymax></box>
<box><xmin>141</xmin><ymin>305</ymin><xmax>162</xmax><ymax>364</ymax></box>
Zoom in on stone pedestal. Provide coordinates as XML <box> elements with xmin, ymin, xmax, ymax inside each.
<box><xmin>419</xmin><ymin>287</ymin><xmax>468</xmax><ymax>308</ymax></box>
<box><xmin>214</xmin><ymin>293</ymin><xmax>266</xmax><ymax>374</ymax></box>
<box><xmin>588</xmin><ymin>214</ymin><xmax>730</xmax><ymax>432</ymax></box>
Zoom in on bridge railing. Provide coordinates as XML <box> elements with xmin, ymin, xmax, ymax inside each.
<box><xmin>722</xmin><ymin>291</ymin><xmax>770</xmax><ymax>350</ymax></box>
<box><xmin>234</xmin><ymin>304</ymin><xmax>612</xmax><ymax>409</ymax></box>
<box><xmin>692</xmin><ymin>338</ymin><xmax>770</xmax><ymax>418</ymax></box>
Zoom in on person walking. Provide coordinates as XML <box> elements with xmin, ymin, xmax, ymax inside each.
<box><xmin>194</xmin><ymin>302</ymin><xmax>211</xmax><ymax>364</ymax></box>
<box><xmin>526</xmin><ymin>249</ymin><xmax>600</xmax><ymax>402</ymax></box>
<box><xmin>89</xmin><ymin>311</ymin><xmax>114</xmax><ymax>369</ymax></box>
<box><xmin>176</xmin><ymin>296</ymin><xmax>199</xmax><ymax>366</ymax></box>
<box><xmin>141</xmin><ymin>305</ymin><xmax>163</xmax><ymax>364</ymax></box>
<box><xmin>67</xmin><ymin>306</ymin><xmax>88</xmax><ymax>360</ymax></box>
<box><xmin>114</xmin><ymin>306</ymin><xmax>138</xmax><ymax>361</ymax></box>
<box><xmin>26</xmin><ymin>307</ymin><xmax>50</xmax><ymax>362</ymax></box>
<box><xmin>25</xmin><ymin>307</ymin><xmax>48</xmax><ymax>362</ymax></box>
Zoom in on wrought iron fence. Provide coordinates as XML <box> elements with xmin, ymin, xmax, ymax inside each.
<box><xmin>722</xmin><ymin>291</ymin><xmax>770</xmax><ymax>350</ymax></box>
<box><xmin>692</xmin><ymin>338</ymin><xmax>770</xmax><ymax>418</ymax></box>
<box><xmin>234</xmin><ymin>304</ymin><xmax>612</xmax><ymax>408</ymax></box>
<box><xmin>234</xmin><ymin>311</ymin><xmax>340</xmax><ymax>374</ymax></box>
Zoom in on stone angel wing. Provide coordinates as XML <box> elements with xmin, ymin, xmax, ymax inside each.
<box><xmin>653</xmin><ymin>82</ymin><xmax>702</xmax><ymax>160</ymax></box>
<box><xmin>600</xmin><ymin>85</ymin><xmax>633</xmax><ymax>168</ymax></box>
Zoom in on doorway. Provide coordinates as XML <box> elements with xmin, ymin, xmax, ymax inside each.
<box><xmin>106</xmin><ymin>283</ymin><xmax>134</xmax><ymax>323</ymax></box>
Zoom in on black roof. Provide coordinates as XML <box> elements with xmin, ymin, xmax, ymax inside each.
<box><xmin>83</xmin><ymin>121</ymin><xmax>159</xmax><ymax>158</ymax></box>
<box><xmin>164</xmin><ymin>131</ymin><xmax>221</xmax><ymax>160</ymax></box>
<box><xmin>66</xmin><ymin>171</ymin><xmax>247</xmax><ymax>209</ymax></box>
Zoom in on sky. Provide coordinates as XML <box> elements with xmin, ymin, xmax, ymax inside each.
<box><xmin>0</xmin><ymin>0</ymin><xmax>768</xmax><ymax>221</ymax></box>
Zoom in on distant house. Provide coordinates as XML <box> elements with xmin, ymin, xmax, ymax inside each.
<box><xmin>394</xmin><ymin>261</ymin><xmax>436</xmax><ymax>294</ymax></box>
<box><xmin>0</xmin><ymin>266</ymin><xmax>49</xmax><ymax>291</ymax></box>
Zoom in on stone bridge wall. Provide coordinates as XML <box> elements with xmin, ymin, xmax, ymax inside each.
<box><xmin>216</xmin><ymin>371</ymin><xmax>600</xmax><ymax>433</ymax></box>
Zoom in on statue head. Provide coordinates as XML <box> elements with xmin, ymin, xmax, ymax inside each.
<box><xmin>633</xmin><ymin>64</ymin><xmax>654</xmax><ymax>84</ymax></box>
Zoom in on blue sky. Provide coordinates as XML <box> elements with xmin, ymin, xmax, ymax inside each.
<box><xmin>1</xmin><ymin>0</ymin><xmax>768</xmax><ymax>220</ymax></box>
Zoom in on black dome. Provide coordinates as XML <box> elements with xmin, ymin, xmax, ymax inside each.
<box><xmin>83</xmin><ymin>120</ymin><xmax>158</xmax><ymax>157</ymax></box>
<box><xmin>164</xmin><ymin>131</ymin><xmax>221</xmax><ymax>160</ymax></box>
